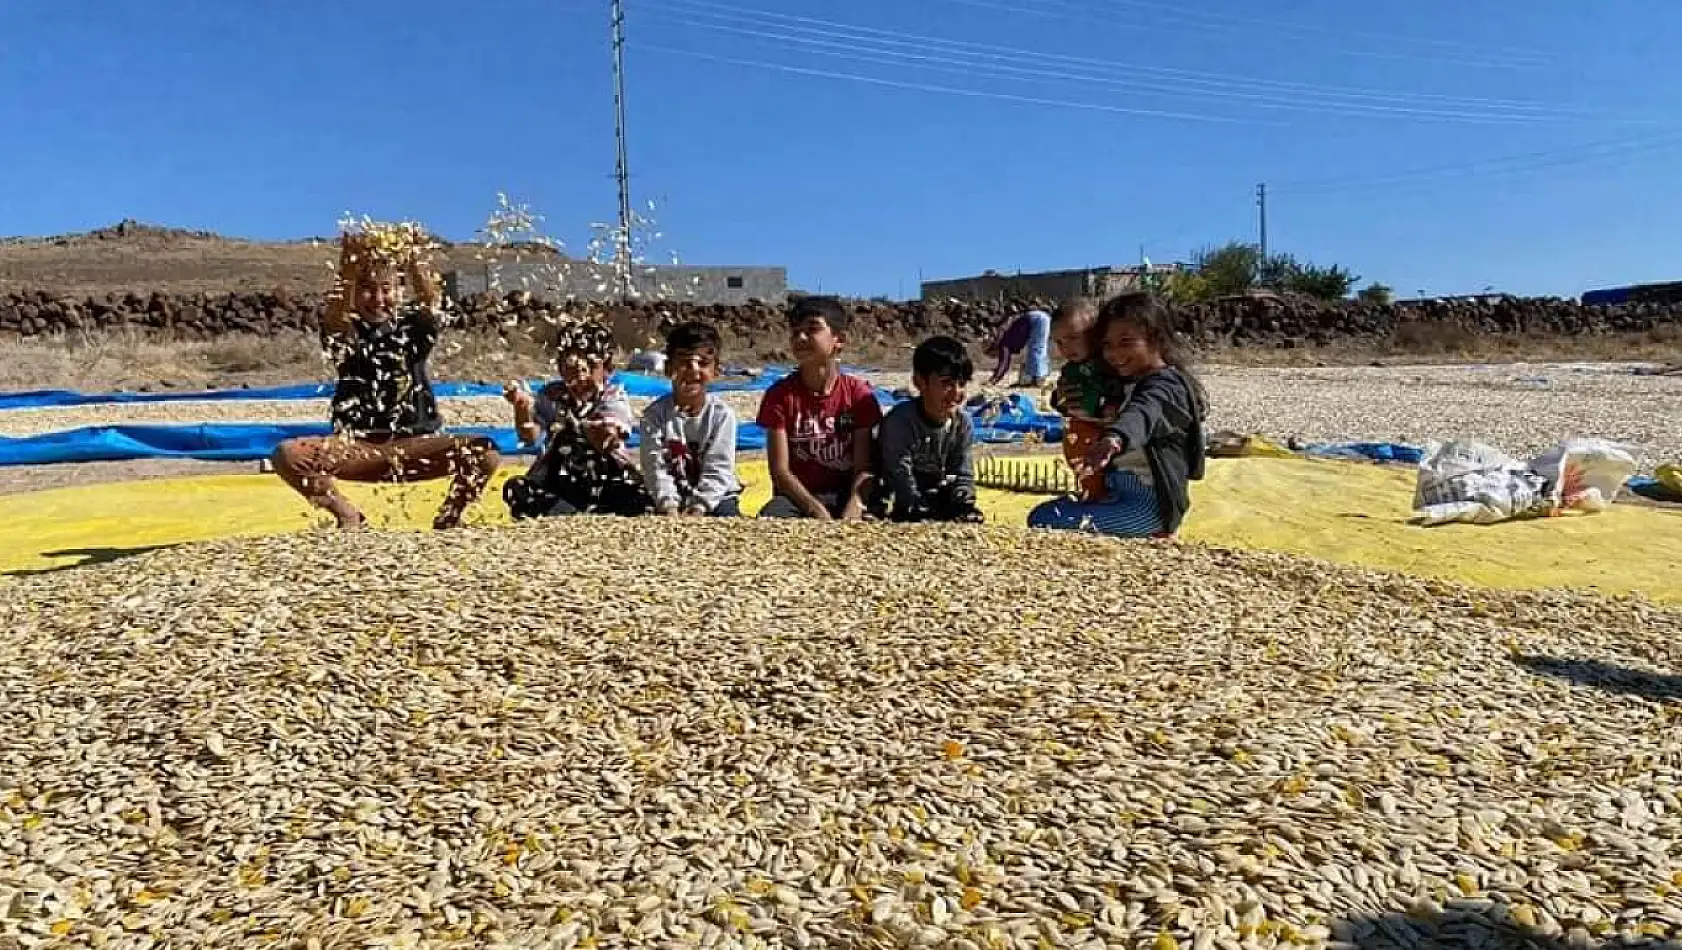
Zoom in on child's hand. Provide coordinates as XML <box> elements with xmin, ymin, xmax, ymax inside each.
<box><xmin>840</xmin><ymin>496</ymin><xmax>866</xmax><ymax>522</ymax></box>
<box><xmin>1086</xmin><ymin>435</ymin><xmax>1122</xmax><ymax>472</ymax></box>
<box><xmin>682</xmin><ymin>504</ymin><xmax>707</xmax><ymax>517</ymax></box>
<box><xmin>585</xmin><ymin>420</ymin><xmax>620</xmax><ymax>452</ymax></box>
<box><xmin>503</xmin><ymin>381</ymin><xmax>533</xmax><ymax>409</ymax></box>
<box><xmin>1054</xmin><ymin>380</ymin><xmax>1083</xmax><ymax>412</ymax></box>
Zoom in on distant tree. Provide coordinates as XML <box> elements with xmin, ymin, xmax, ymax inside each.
<box><xmin>1286</xmin><ymin>263</ymin><xmax>1360</xmax><ymax>301</ymax></box>
<box><xmin>1356</xmin><ymin>282</ymin><xmax>1395</xmax><ymax>305</ymax></box>
<box><xmin>1161</xmin><ymin>269</ymin><xmax>1213</xmax><ymax>303</ymax></box>
<box><xmin>1190</xmin><ymin>240</ymin><xmax>1361</xmax><ymax>300</ymax></box>
<box><xmin>1256</xmin><ymin>252</ymin><xmax>1302</xmax><ymax>291</ymax></box>
<box><xmin>1192</xmin><ymin>242</ymin><xmax>1263</xmax><ymax>297</ymax></box>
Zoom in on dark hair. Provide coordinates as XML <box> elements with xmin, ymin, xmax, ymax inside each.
<box><xmin>1096</xmin><ymin>292</ymin><xmax>1206</xmax><ymax>405</ymax></box>
<box><xmin>787</xmin><ymin>295</ymin><xmax>851</xmax><ymax>335</ymax></box>
<box><xmin>911</xmin><ymin>335</ymin><xmax>974</xmax><ymax>383</ymax></box>
<box><xmin>664</xmin><ymin>320</ymin><xmax>722</xmax><ymax>359</ymax></box>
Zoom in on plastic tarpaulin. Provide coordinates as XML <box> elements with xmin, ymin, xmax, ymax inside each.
<box><xmin>0</xmin><ymin>382</ymin><xmax>1055</xmax><ymax>466</ymax></box>
<box><xmin>0</xmin><ymin>422</ymin><xmax>773</xmax><ymax>466</ymax></box>
<box><xmin>5</xmin><ymin>457</ymin><xmax>1680</xmax><ymax>602</ymax></box>
<box><xmin>0</xmin><ymin>364</ymin><xmax>870</xmax><ymax>410</ymax></box>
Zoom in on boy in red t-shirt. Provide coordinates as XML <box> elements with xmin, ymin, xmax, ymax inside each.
<box><xmin>756</xmin><ymin>296</ymin><xmax>884</xmax><ymax>520</ymax></box>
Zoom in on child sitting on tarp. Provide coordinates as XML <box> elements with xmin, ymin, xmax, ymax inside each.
<box><xmin>270</xmin><ymin>220</ymin><xmax>501</xmax><ymax>530</ymax></box>
<box><xmin>639</xmin><ymin>320</ymin><xmax>743</xmax><ymax>516</ymax></box>
<box><xmin>1029</xmin><ymin>292</ymin><xmax>1207</xmax><ymax>538</ymax></box>
<box><xmin>502</xmin><ymin>320</ymin><xmax>652</xmax><ymax>518</ymax></box>
<box><xmin>1049</xmin><ymin>296</ymin><xmax>1125</xmax><ymax>502</ymax></box>
<box><xmin>871</xmin><ymin>336</ymin><xmax>984</xmax><ymax>523</ymax></box>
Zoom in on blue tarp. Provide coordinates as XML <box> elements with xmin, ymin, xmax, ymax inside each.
<box><xmin>1304</xmin><ymin>441</ymin><xmax>1426</xmax><ymax>465</ymax></box>
<box><xmin>1628</xmin><ymin>476</ymin><xmax>1682</xmax><ymax>503</ymax></box>
<box><xmin>0</xmin><ymin>422</ymin><xmax>775</xmax><ymax>467</ymax></box>
<box><xmin>0</xmin><ymin>393</ymin><xmax>1051</xmax><ymax>466</ymax></box>
<box><xmin>0</xmin><ymin>364</ymin><xmax>871</xmax><ymax>410</ymax></box>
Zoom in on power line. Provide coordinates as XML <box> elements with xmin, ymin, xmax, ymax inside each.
<box><xmin>646</xmin><ymin>0</ymin><xmax>1609</xmax><ymax>118</ymax></box>
<box><xmin>995</xmin><ymin>0</ymin><xmax>1554</xmax><ymax>68</ymax></box>
<box><xmin>631</xmin><ymin>43</ymin><xmax>1245</xmax><ymax>123</ymax></box>
<box><xmin>1271</xmin><ymin>131</ymin><xmax>1682</xmax><ymax>196</ymax></box>
<box><xmin>641</xmin><ymin>6</ymin><xmax>1592</xmax><ymax>124</ymax></box>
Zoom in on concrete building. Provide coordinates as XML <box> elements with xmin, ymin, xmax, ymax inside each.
<box><xmin>920</xmin><ymin>264</ymin><xmax>1182</xmax><ymax>304</ymax></box>
<box><xmin>446</xmin><ymin>260</ymin><xmax>787</xmax><ymax>305</ymax></box>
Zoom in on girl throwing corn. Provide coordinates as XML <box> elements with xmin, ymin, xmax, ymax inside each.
<box><xmin>270</xmin><ymin>220</ymin><xmax>501</xmax><ymax>529</ymax></box>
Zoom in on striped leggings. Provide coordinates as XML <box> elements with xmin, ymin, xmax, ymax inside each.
<box><xmin>1026</xmin><ymin>469</ymin><xmax>1168</xmax><ymax>538</ymax></box>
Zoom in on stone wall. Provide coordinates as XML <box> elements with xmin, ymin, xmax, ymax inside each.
<box><xmin>2</xmin><ymin>288</ymin><xmax>1680</xmax><ymax>352</ymax></box>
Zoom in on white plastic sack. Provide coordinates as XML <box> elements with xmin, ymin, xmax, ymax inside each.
<box><xmin>1528</xmin><ymin>438</ymin><xmax>1641</xmax><ymax>512</ymax></box>
<box><xmin>1411</xmin><ymin>438</ymin><xmax>1642</xmax><ymax>526</ymax></box>
<box><xmin>1412</xmin><ymin>441</ymin><xmax>1550</xmax><ymax>526</ymax></box>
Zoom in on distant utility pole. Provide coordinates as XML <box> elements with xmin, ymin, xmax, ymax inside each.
<box><xmin>1256</xmin><ymin>182</ymin><xmax>1269</xmax><ymax>261</ymax></box>
<box><xmin>611</xmin><ymin>0</ymin><xmax>634</xmax><ymax>300</ymax></box>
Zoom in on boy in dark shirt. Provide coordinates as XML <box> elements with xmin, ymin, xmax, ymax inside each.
<box><xmin>873</xmin><ymin>335</ymin><xmax>983</xmax><ymax>523</ymax></box>
<box><xmin>271</xmin><ymin>222</ymin><xmax>500</xmax><ymax>529</ymax></box>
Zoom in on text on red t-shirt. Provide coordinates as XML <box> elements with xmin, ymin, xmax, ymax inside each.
<box><xmin>756</xmin><ymin>372</ymin><xmax>884</xmax><ymax>496</ymax></box>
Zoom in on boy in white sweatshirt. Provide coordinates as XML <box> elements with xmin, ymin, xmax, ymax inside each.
<box><xmin>640</xmin><ymin>321</ymin><xmax>743</xmax><ymax>516</ymax></box>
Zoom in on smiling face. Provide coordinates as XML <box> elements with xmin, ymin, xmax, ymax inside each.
<box><xmin>915</xmin><ymin>372</ymin><xmax>968</xmax><ymax>422</ymax></box>
<box><xmin>558</xmin><ymin>352</ymin><xmax>610</xmax><ymax>402</ymax></box>
<box><xmin>667</xmin><ymin>345</ymin><xmax>718</xmax><ymax>406</ymax></box>
<box><xmin>354</xmin><ymin>269</ymin><xmax>402</xmax><ymax>323</ymax></box>
<box><xmin>1102</xmin><ymin>318</ymin><xmax>1165</xmax><ymax>379</ymax></box>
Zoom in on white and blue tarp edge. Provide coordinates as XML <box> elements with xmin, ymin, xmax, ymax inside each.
<box><xmin>0</xmin><ymin>365</ymin><xmax>873</xmax><ymax>410</ymax></box>
<box><xmin>0</xmin><ymin>401</ymin><xmax>1067</xmax><ymax>467</ymax></box>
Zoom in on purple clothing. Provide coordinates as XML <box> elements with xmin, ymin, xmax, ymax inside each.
<box><xmin>998</xmin><ymin>313</ymin><xmax>1032</xmax><ymax>352</ymax></box>
<box><xmin>989</xmin><ymin>310</ymin><xmax>1052</xmax><ymax>385</ymax></box>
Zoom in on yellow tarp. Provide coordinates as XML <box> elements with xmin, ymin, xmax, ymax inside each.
<box><xmin>3</xmin><ymin>458</ymin><xmax>1679</xmax><ymax>602</ymax></box>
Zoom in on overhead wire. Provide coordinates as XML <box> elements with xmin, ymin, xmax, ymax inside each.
<box><xmin>630</xmin><ymin>43</ymin><xmax>1247</xmax><ymax>123</ymax></box>
<box><xmin>650</xmin><ymin>0</ymin><xmax>1587</xmax><ymax>115</ymax></box>
<box><xmin>1271</xmin><ymin>131</ymin><xmax>1682</xmax><ymax>196</ymax></box>
<box><xmin>986</xmin><ymin>0</ymin><xmax>1554</xmax><ymax>69</ymax></box>
<box><xmin>629</xmin><ymin>0</ymin><xmax>1655</xmax><ymax>126</ymax></box>
<box><xmin>641</xmin><ymin>3</ymin><xmax>1593</xmax><ymax>124</ymax></box>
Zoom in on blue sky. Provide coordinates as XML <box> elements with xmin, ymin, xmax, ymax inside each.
<box><xmin>2</xmin><ymin>0</ymin><xmax>1677</xmax><ymax>298</ymax></box>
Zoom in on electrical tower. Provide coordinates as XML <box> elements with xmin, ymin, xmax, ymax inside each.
<box><xmin>1256</xmin><ymin>182</ymin><xmax>1268</xmax><ymax>261</ymax></box>
<box><xmin>611</xmin><ymin>0</ymin><xmax>634</xmax><ymax>299</ymax></box>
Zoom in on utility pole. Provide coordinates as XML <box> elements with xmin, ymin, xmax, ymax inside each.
<box><xmin>1256</xmin><ymin>182</ymin><xmax>1268</xmax><ymax>261</ymax></box>
<box><xmin>611</xmin><ymin>0</ymin><xmax>634</xmax><ymax>300</ymax></box>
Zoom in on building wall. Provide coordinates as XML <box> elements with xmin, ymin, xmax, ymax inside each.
<box><xmin>446</xmin><ymin>260</ymin><xmax>788</xmax><ymax>305</ymax></box>
<box><xmin>921</xmin><ymin>265</ymin><xmax>1180</xmax><ymax>304</ymax></box>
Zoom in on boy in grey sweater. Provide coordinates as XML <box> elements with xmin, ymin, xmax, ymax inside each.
<box><xmin>873</xmin><ymin>335</ymin><xmax>984</xmax><ymax>523</ymax></box>
<box><xmin>640</xmin><ymin>321</ymin><xmax>743</xmax><ymax>516</ymax></box>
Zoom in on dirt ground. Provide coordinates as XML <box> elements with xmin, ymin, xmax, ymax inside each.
<box><xmin>0</xmin><ymin>222</ymin><xmax>554</xmax><ymax>297</ymax></box>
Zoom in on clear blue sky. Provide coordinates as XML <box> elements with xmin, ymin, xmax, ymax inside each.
<box><xmin>2</xmin><ymin>0</ymin><xmax>1678</xmax><ymax>299</ymax></box>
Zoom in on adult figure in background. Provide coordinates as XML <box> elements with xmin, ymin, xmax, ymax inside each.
<box><xmin>270</xmin><ymin>222</ymin><xmax>501</xmax><ymax>530</ymax></box>
<box><xmin>984</xmin><ymin>300</ymin><xmax>1052</xmax><ymax>387</ymax></box>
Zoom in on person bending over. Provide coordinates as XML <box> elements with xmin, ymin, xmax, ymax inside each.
<box><xmin>271</xmin><ymin>222</ymin><xmax>500</xmax><ymax>530</ymax></box>
<box><xmin>984</xmin><ymin>300</ymin><xmax>1053</xmax><ymax>387</ymax></box>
